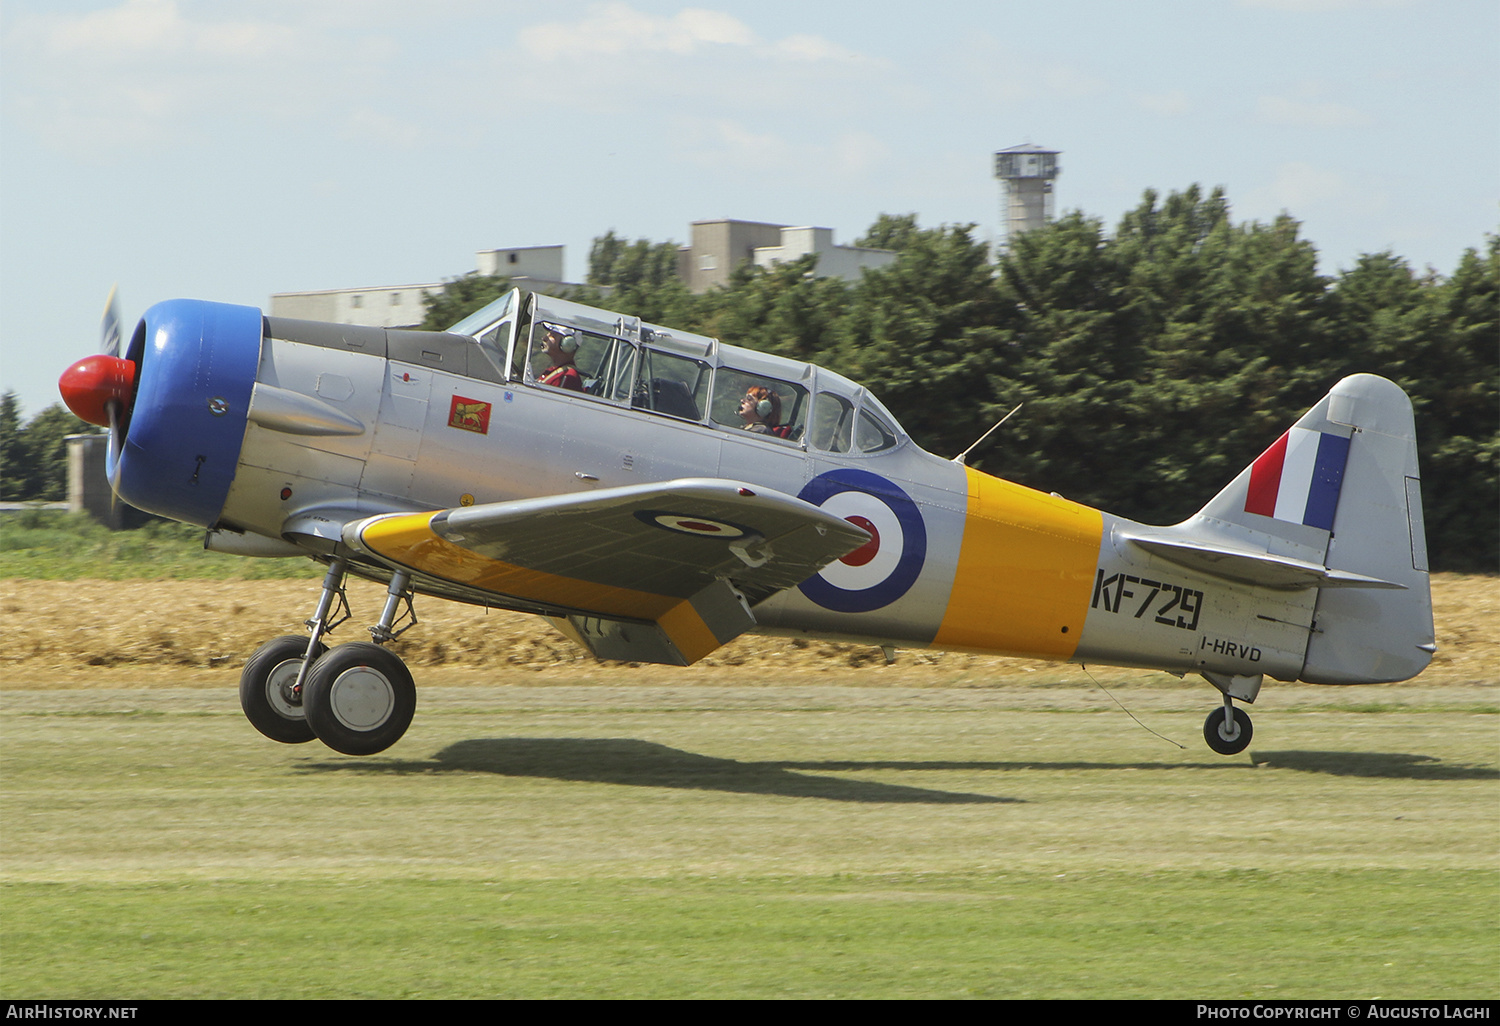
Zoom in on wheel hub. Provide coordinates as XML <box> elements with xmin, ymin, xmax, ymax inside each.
<box><xmin>267</xmin><ymin>659</ymin><xmax>306</xmax><ymax>719</ymax></box>
<box><xmin>328</xmin><ymin>667</ymin><xmax>396</xmax><ymax>730</ymax></box>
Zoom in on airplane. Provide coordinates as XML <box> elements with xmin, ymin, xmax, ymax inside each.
<box><xmin>57</xmin><ymin>288</ymin><xmax>1435</xmax><ymax>757</ymax></box>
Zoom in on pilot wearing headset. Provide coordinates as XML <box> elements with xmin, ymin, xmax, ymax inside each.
<box><xmin>537</xmin><ymin>328</ymin><xmax>584</xmax><ymax>392</ymax></box>
<box><xmin>738</xmin><ymin>386</ymin><xmax>784</xmax><ymax>435</ymax></box>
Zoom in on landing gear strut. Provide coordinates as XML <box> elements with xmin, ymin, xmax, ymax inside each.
<box><xmin>237</xmin><ymin>561</ymin><xmax>419</xmax><ymax>756</ymax></box>
<box><xmin>1199</xmin><ymin>671</ymin><xmax>1259</xmax><ymax>756</ymax></box>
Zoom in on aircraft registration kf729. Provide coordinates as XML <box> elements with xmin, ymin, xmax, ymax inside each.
<box><xmin>59</xmin><ymin>289</ymin><xmax>1435</xmax><ymax>757</ymax></box>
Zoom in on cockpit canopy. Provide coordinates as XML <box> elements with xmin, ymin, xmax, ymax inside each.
<box><xmin>449</xmin><ymin>288</ymin><xmax>905</xmax><ymax>455</ymax></box>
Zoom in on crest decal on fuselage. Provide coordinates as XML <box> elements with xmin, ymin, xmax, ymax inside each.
<box><xmin>448</xmin><ymin>395</ymin><xmax>492</xmax><ymax>434</ymax></box>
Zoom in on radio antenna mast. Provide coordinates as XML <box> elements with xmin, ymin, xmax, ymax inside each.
<box><xmin>952</xmin><ymin>403</ymin><xmax>1023</xmax><ymax>466</ymax></box>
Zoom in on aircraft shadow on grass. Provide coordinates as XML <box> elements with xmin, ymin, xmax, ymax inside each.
<box><xmin>787</xmin><ymin>752</ymin><xmax>1499</xmax><ymax>781</ymax></box>
<box><xmin>299</xmin><ymin>741</ymin><xmax>1498</xmax><ymax>794</ymax></box>
<box><xmin>303</xmin><ymin>737</ymin><xmax>1025</xmax><ymax>804</ymax></box>
<box><xmin>1249</xmin><ymin>751</ymin><xmax>1500</xmax><ymax>780</ymax></box>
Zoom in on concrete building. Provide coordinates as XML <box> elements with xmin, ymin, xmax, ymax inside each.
<box><xmin>679</xmin><ymin>219</ymin><xmax>788</xmax><ymax>292</ymax></box>
<box><xmin>474</xmin><ymin>245</ymin><xmax>565</xmax><ymax>281</ymax></box>
<box><xmin>751</xmin><ymin>226</ymin><xmax>897</xmax><ymax>282</ymax></box>
<box><xmin>67</xmin><ymin>433</ymin><xmax>119</xmax><ymax>528</ymax></box>
<box><xmin>680</xmin><ymin>219</ymin><xmax>896</xmax><ymax>293</ymax></box>
<box><xmin>994</xmin><ymin>144</ymin><xmax>1061</xmax><ymax>250</ymax></box>
<box><xmin>269</xmin><ymin>246</ymin><xmax>570</xmax><ymax>328</ymax></box>
<box><xmin>268</xmin><ymin>282</ymin><xmax>440</xmax><ymax>328</ymax></box>
<box><xmin>268</xmin><ymin>221</ymin><xmax>895</xmax><ymax>327</ymax></box>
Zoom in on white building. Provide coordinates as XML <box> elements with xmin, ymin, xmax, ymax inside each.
<box><xmin>268</xmin><ymin>283</ymin><xmax>439</xmax><ymax>328</ymax></box>
<box><xmin>751</xmin><ymin>226</ymin><xmax>897</xmax><ymax>281</ymax></box>
<box><xmin>270</xmin><ymin>246</ymin><xmax>570</xmax><ymax>328</ymax></box>
<box><xmin>474</xmin><ymin>245</ymin><xmax>565</xmax><ymax>281</ymax></box>
<box><xmin>680</xmin><ymin>219</ymin><xmax>896</xmax><ymax>293</ymax></box>
<box><xmin>268</xmin><ymin>222</ymin><xmax>898</xmax><ymax>326</ymax></box>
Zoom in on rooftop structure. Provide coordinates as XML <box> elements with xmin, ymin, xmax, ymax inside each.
<box><xmin>681</xmin><ymin>220</ymin><xmax>896</xmax><ymax>293</ymax></box>
<box><xmin>270</xmin><ymin>247</ymin><xmax>570</xmax><ymax>328</ymax></box>
<box><xmin>268</xmin><ymin>220</ymin><xmax>896</xmax><ymax>327</ymax></box>
<box><xmin>751</xmin><ymin>226</ymin><xmax>897</xmax><ymax>282</ymax></box>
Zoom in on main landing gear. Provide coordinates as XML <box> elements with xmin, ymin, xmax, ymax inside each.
<box><xmin>239</xmin><ymin>558</ymin><xmax>418</xmax><ymax>756</ymax></box>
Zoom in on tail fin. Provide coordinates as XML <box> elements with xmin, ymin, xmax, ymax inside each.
<box><xmin>1134</xmin><ymin>375</ymin><xmax>1434</xmax><ymax>683</ymax></box>
<box><xmin>1296</xmin><ymin>375</ymin><xmax>1433</xmax><ymax>682</ymax></box>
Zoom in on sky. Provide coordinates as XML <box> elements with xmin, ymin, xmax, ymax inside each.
<box><xmin>2</xmin><ymin>0</ymin><xmax>1496</xmax><ymax>417</ymax></box>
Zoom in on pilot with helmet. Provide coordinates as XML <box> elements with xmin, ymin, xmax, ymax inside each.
<box><xmin>739</xmin><ymin>386</ymin><xmax>790</xmax><ymax>437</ymax></box>
<box><xmin>538</xmin><ymin>327</ymin><xmax>584</xmax><ymax>392</ymax></box>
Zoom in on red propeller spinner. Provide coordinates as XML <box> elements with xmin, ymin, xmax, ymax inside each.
<box><xmin>58</xmin><ymin>354</ymin><xmax>136</xmax><ymax>428</ymax></box>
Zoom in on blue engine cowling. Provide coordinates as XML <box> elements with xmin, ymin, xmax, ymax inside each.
<box><xmin>112</xmin><ymin>299</ymin><xmax>263</xmax><ymax>527</ymax></box>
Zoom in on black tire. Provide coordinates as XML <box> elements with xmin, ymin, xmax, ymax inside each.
<box><xmin>240</xmin><ymin>635</ymin><xmax>325</xmax><ymax>744</ymax></box>
<box><xmin>1203</xmin><ymin>705</ymin><xmax>1253</xmax><ymax>756</ymax></box>
<box><xmin>302</xmin><ymin>643</ymin><xmax>416</xmax><ymax>756</ymax></box>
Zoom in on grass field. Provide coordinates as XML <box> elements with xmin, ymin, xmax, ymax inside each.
<box><xmin>2</xmin><ymin>681</ymin><xmax>1496</xmax><ymax>998</ymax></box>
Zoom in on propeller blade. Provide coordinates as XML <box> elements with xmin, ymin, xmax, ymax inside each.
<box><xmin>101</xmin><ymin>286</ymin><xmax>121</xmax><ymax>356</ymax></box>
<box><xmin>105</xmin><ymin>399</ymin><xmax>125</xmax><ymax>515</ymax></box>
<box><xmin>105</xmin><ymin>398</ymin><xmax>124</xmax><ymax>463</ymax></box>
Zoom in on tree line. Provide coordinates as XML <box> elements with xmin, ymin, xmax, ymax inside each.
<box><xmin>0</xmin><ymin>393</ymin><xmax>95</xmax><ymax>503</ymax></box>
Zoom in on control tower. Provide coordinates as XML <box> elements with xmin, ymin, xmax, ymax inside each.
<box><xmin>994</xmin><ymin>144</ymin><xmax>1060</xmax><ymax>250</ymax></box>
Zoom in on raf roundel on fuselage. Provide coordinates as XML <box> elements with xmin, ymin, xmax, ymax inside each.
<box><xmin>796</xmin><ymin>468</ymin><xmax>928</xmax><ymax>614</ymax></box>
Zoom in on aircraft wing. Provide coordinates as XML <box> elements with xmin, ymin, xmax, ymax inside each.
<box><xmin>341</xmin><ymin>478</ymin><xmax>872</xmax><ymax>665</ymax></box>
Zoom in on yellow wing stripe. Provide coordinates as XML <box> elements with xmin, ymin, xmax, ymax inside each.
<box><xmin>359</xmin><ymin>512</ymin><xmax>681</xmax><ymax>619</ymax></box>
<box><xmin>933</xmin><ymin>467</ymin><xmax>1103</xmax><ymax>657</ymax></box>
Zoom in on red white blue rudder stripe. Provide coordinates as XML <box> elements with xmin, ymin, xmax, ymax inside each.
<box><xmin>1244</xmin><ymin>427</ymin><xmax>1351</xmax><ymax>531</ymax></box>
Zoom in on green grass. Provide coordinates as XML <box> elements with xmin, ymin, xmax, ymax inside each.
<box><xmin>2</xmin><ymin>684</ymin><xmax>1496</xmax><ymax>998</ymax></box>
<box><xmin>0</xmin><ymin>510</ymin><xmax>308</xmax><ymax>579</ymax></box>
<box><xmin>4</xmin><ymin>871</ymin><xmax>1491</xmax><ymax>999</ymax></box>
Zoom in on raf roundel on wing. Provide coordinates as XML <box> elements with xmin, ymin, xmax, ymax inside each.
<box><xmin>796</xmin><ymin>469</ymin><xmax>927</xmax><ymax>613</ymax></box>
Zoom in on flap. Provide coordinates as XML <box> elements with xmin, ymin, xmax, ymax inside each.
<box><xmin>547</xmin><ymin>578</ymin><xmax>759</xmax><ymax>667</ymax></box>
<box><xmin>341</xmin><ymin>478</ymin><xmax>871</xmax><ymax>657</ymax></box>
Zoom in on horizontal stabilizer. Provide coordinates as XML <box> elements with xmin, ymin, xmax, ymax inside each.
<box><xmin>1120</xmin><ymin>533</ymin><xmax>1405</xmax><ymax>591</ymax></box>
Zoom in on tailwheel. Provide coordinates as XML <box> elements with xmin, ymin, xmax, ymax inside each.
<box><xmin>1203</xmin><ymin>704</ymin><xmax>1253</xmax><ymax>756</ymax></box>
<box><xmin>303</xmin><ymin>643</ymin><xmax>416</xmax><ymax>756</ymax></box>
<box><xmin>240</xmin><ymin>635</ymin><xmax>326</xmax><ymax>744</ymax></box>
